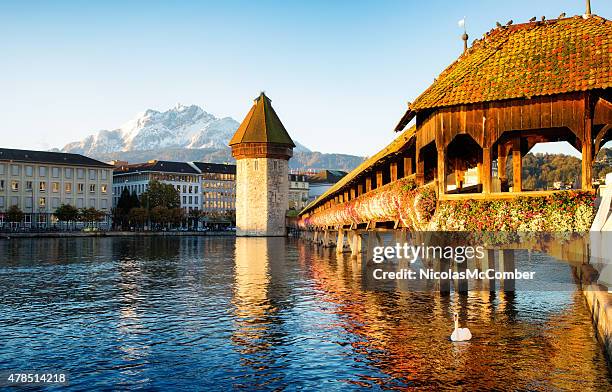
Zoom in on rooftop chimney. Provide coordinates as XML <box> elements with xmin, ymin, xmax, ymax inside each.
<box><xmin>462</xmin><ymin>32</ymin><xmax>469</xmax><ymax>53</ymax></box>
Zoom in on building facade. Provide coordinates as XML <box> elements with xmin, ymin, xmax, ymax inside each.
<box><xmin>229</xmin><ymin>92</ymin><xmax>295</xmax><ymax>236</ymax></box>
<box><xmin>0</xmin><ymin>148</ymin><xmax>113</xmax><ymax>228</ymax></box>
<box><xmin>288</xmin><ymin>174</ymin><xmax>309</xmax><ymax>211</ymax></box>
<box><xmin>113</xmin><ymin>160</ymin><xmax>237</xmax><ymax>220</ymax></box>
<box><xmin>193</xmin><ymin>162</ymin><xmax>236</xmax><ymax>217</ymax></box>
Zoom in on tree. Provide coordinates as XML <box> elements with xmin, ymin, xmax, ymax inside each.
<box><xmin>55</xmin><ymin>204</ymin><xmax>79</xmax><ymax>222</ymax></box>
<box><xmin>170</xmin><ymin>208</ymin><xmax>186</xmax><ymax>227</ymax></box>
<box><xmin>130</xmin><ymin>191</ymin><xmax>141</xmax><ymax>209</ymax></box>
<box><xmin>6</xmin><ymin>205</ymin><xmax>24</xmax><ymax>223</ymax></box>
<box><xmin>117</xmin><ymin>188</ymin><xmax>132</xmax><ymax>212</ymax></box>
<box><xmin>188</xmin><ymin>209</ymin><xmax>202</xmax><ymax>229</ymax></box>
<box><xmin>79</xmin><ymin>207</ymin><xmax>105</xmax><ymax>227</ymax></box>
<box><xmin>150</xmin><ymin>206</ymin><xmax>170</xmax><ymax>228</ymax></box>
<box><xmin>129</xmin><ymin>207</ymin><xmax>148</xmax><ymax>229</ymax></box>
<box><xmin>141</xmin><ymin>180</ymin><xmax>180</xmax><ymax>210</ymax></box>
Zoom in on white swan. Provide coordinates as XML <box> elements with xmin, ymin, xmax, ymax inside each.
<box><xmin>450</xmin><ymin>312</ymin><xmax>472</xmax><ymax>341</ymax></box>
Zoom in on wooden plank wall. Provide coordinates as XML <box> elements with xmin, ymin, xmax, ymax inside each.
<box><xmin>416</xmin><ymin>92</ymin><xmax>587</xmax><ymax>151</ymax></box>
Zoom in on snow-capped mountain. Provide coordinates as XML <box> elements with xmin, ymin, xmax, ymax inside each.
<box><xmin>60</xmin><ymin>104</ymin><xmax>364</xmax><ymax>171</ymax></box>
<box><xmin>62</xmin><ymin>103</ymin><xmax>250</xmax><ymax>155</ymax></box>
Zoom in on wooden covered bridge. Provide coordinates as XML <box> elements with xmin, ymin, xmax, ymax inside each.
<box><xmin>299</xmin><ymin>14</ymin><xmax>612</xmax><ymax>256</ymax></box>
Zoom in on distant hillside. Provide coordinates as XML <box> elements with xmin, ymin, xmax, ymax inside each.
<box><xmin>87</xmin><ymin>147</ymin><xmax>364</xmax><ymax>172</ymax></box>
<box><xmin>505</xmin><ymin>148</ymin><xmax>612</xmax><ymax>189</ymax></box>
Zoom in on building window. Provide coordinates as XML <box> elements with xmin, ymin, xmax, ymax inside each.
<box><xmin>101</xmin><ymin>199</ymin><xmax>108</xmax><ymax>209</ymax></box>
<box><xmin>189</xmin><ymin>196</ymin><xmax>193</xmax><ymax>204</ymax></box>
<box><xmin>182</xmin><ymin>185</ymin><xmax>186</xmax><ymax>193</ymax></box>
<box><xmin>101</xmin><ymin>170</ymin><xmax>108</xmax><ymax>180</ymax></box>
<box><xmin>0</xmin><ymin>164</ymin><xmax>4</xmax><ymax>175</ymax></box>
<box><xmin>101</xmin><ymin>184</ymin><xmax>107</xmax><ymax>193</ymax></box>
<box><xmin>52</xmin><ymin>167</ymin><xmax>59</xmax><ymax>178</ymax></box>
<box><xmin>65</xmin><ymin>168</ymin><xmax>73</xmax><ymax>178</ymax></box>
<box><xmin>52</xmin><ymin>182</ymin><xmax>60</xmax><ymax>193</ymax></box>
<box><xmin>65</xmin><ymin>183</ymin><xmax>72</xmax><ymax>193</ymax></box>
<box><xmin>11</xmin><ymin>165</ymin><xmax>20</xmax><ymax>176</ymax></box>
<box><xmin>0</xmin><ymin>196</ymin><xmax>4</xmax><ymax>208</ymax></box>
<box><xmin>26</xmin><ymin>181</ymin><xmax>33</xmax><ymax>191</ymax></box>
<box><xmin>78</xmin><ymin>183</ymin><xmax>84</xmax><ymax>193</ymax></box>
<box><xmin>39</xmin><ymin>197</ymin><xmax>46</xmax><ymax>207</ymax></box>
<box><xmin>194</xmin><ymin>196</ymin><xmax>198</xmax><ymax>204</ymax></box>
<box><xmin>10</xmin><ymin>196</ymin><xmax>19</xmax><ymax>207</ymax></box>
<box><xmin>25</xmin><ymin>197</ymin><xmax>33</xmax><ymax>208</ymax></box>
<box><xmin>39</xmin><ymin>166</ymin><xmax>47</xmax><ymax>177</ymax></box>
<box><xmin>25</xmin><ymin>166</ymin><xmax>33</xmax><ymax>177</ymax></box>
<box><xmin>89</xmin><ymin>170</ymin><xmax>97</xmax><ymax>180</ymax></box>
<box><xmin>77</xmin><ymin>169</ymin><xmax>84</xmax><ymax>179</ymax></box>
<box><xmin>52</xmin><ymin>197</ymin><xmax>60</xmax><ymax>208</ymax></box>
<box><xmin>0</xmin><ymin>180</ymin><xmax>4</xmax><ymax>191</ymax></box>
<box><xmin>39</xmin><ymin>182</ymin><xmax>46</xmax><ymax>192</ymax></box>
<box><xmin>89</xmin><ymin>184</ymin><xmax>96</xmax><ymax>193</ymax></box>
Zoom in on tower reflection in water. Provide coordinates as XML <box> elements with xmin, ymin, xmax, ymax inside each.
<box><xmin>231</xmin><ymin>237</ymin><xmax>289</xmax><ymax>387</ymax></box>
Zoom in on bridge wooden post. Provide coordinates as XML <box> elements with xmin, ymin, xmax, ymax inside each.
<box><xmin>365</xmin><ymin>177</ymin><xmax>372</xmax><ymax>192</ymax></box>
<box><xmin>499</xmin><ymin>249</ymin><xmax>515</xmax><ymax>292</ymax></box>
<box><xmin>357</xmin><ymin>184</ymin><xmax>364</xmax><ymax>196</ymax></box>
<box><xmin>390</xmin><ymin>162</ymin><xmax>398</xmax><ymax>182</ymax></box>
<box><xmin>482</xmin><ymin>147</ymin><xmax>492</xmax><ymax>193</ymax></box>
<box><xmin>336</xmin><ymin>228</ymin><xmax>345</xmax><ymax>254</ymax></box>
<box><xmin>482</xmin><ymin>249</ymin><xmax>496</xmax><ymax>292</ymax></box>
<box><xmin>438</xmin><ymin>257</ymin><xmax>450</xmax><ymax>296</ymax></box>
<box><xmin>403</xmin><ymin>157</ymin><xmax>413</xmax><ymax>176</ymax></box>
<box><xmin>376</xmin><ymin>170</ymin><xmax>383</xmax><ymax>188</ymax></box>
<box><xmin>348</xmin><ymin>230</ymin><xmax>362</xmax><ymax>258</ymax></box>
<box><xmin>437</xmin><ymin>147</ymin><xmax>446</xmax><ymax>195</ymax></box>
<box><xmin>512</xmin><ymin>136</ymin><xmax>522</xmax><ymax>192</ymax></box>
<box><xmin>582</xmin><ymin>112</ymin><xmax>593</xmax><ymax>190</ymax></box>
<box><xmin>455</xmin><ymin>259</ymin><xmax>468</xmax><ymax>294</ymax></box>
<box><xmin>498</xmin><ymin>143</ymin><xmax>507</xmax><ymax>182</ymax></box>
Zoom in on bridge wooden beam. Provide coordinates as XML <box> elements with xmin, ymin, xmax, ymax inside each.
<box><xmin>357</xmin><ymin>183</ymin><xmax>364</xmax><ymax>196</ymax></box>
<box><xmin>365</xmin><ymin>176</ymin><xmax>372</xmax><ymax>192</ymax></box>
<box><xmin>390</xmin><ymin>161</ymin><xmax>398</xmax><ymax>182</ymax></box>
<box><xmin>512</xmin><ymin>136</ymin><xmax>522</xmax><ymax>192</ymax></box>
<box><xmin>403</xmin><ymin>157</ymin><xmax>413</xmax><ymax>176</ymax></box>
<box><xmin>482</xmin><ymin>147</ymin><xmax>491</xmax><ymax>193</ymax></box>
<box><xmin>437</xmin><ymin>147</ymin><xmax>446</xmax><ymax>195</ymax></box>
<box><xmin>376</xmin><ymin>170</ymin><xmax>383</xmax><ymax>188</ymax></box>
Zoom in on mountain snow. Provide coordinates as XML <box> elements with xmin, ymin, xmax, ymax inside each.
<box><xmin>62</xmin><ymin>103</ymin><xmax>312</xmax><ymax>156</ymax></box>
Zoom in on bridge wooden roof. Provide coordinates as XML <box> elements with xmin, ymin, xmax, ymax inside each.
<box><xmin>301</xmin><ymin>126</ymin><xmax>416</xmax><ymax>214</ymax></box>
<box><xmin>396</xmin><ymin>15</ymin><xmax>611</xmax><ymax>131</ymax></box>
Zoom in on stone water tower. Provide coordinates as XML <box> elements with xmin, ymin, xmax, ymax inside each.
<box><xmin>229</xmin><ymin>92</ymin><xmax>295</xmax><ymax>236</ymax></box>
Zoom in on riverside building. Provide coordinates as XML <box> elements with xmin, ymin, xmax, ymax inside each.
<box><xmin>0</xmin><ymin>148</ymin><xmax>113</xmax><ymax>228</ymax></box>
<box><xmin>112</xmin><ymin>160</ymin><xmax>203</xmax><ymax>213</ymax></box>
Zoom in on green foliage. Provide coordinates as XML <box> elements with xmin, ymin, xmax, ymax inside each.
<box><xmin>401</xmin><ymin>178</ymin><xmax>417</xmax><ymax>192</ymax></box>
<box><xmin>6</xmin><ymin>205</ymin><xmax>24</xmax><ymax>223</ymax></box>
<box><xmin>54</xmin><ymin>204</ymin><xmax>79</xmax><ymax>222</ymax></box>
<box><xmin>141</xmin><ymin>180</ymin><xmax>180</xmax><ymax>210</ymax></box>
<box><xmin>128</xmin><ymin>207</ymin><xmax>148</xmax><ymax>226</ymax></box>
<box><xmin>79</xmin><ymin>207</ymin><xmax>105</xmax><ymax>223</ymax></box>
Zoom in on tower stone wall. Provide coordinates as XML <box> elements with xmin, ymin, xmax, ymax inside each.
<box><xmin>235</xmin><ymin>158</ymin><xmax>288</xmax><ymax>236</ymax></box>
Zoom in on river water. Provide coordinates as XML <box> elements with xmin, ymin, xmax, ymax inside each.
<box><xmin>0</xmin><ymin>236</ymin><xmax>611</xmax><ymax>390</ymax></box>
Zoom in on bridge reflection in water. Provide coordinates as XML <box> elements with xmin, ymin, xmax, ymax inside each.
<box><xmin>231</xmin><ymin>236</ymin><xmax>611</xmax><ymax>390</ymax></box>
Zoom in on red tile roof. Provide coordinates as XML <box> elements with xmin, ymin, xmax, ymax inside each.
<box><xmin>410</xmin><ymin>15</ymin><xmax>611</xmax><ymax>111</ymax></box>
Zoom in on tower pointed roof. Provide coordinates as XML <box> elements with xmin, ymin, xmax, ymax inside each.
<box><xmin>229</xmin><ymin>92</ymin><xmax>296</xmax><ymax>147</ymax></box>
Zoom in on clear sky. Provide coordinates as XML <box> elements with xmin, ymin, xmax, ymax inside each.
<box><xmin>1</xmin><ymin>0</ymin><xmax>610</xmax><ymax>157</ymax></box>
